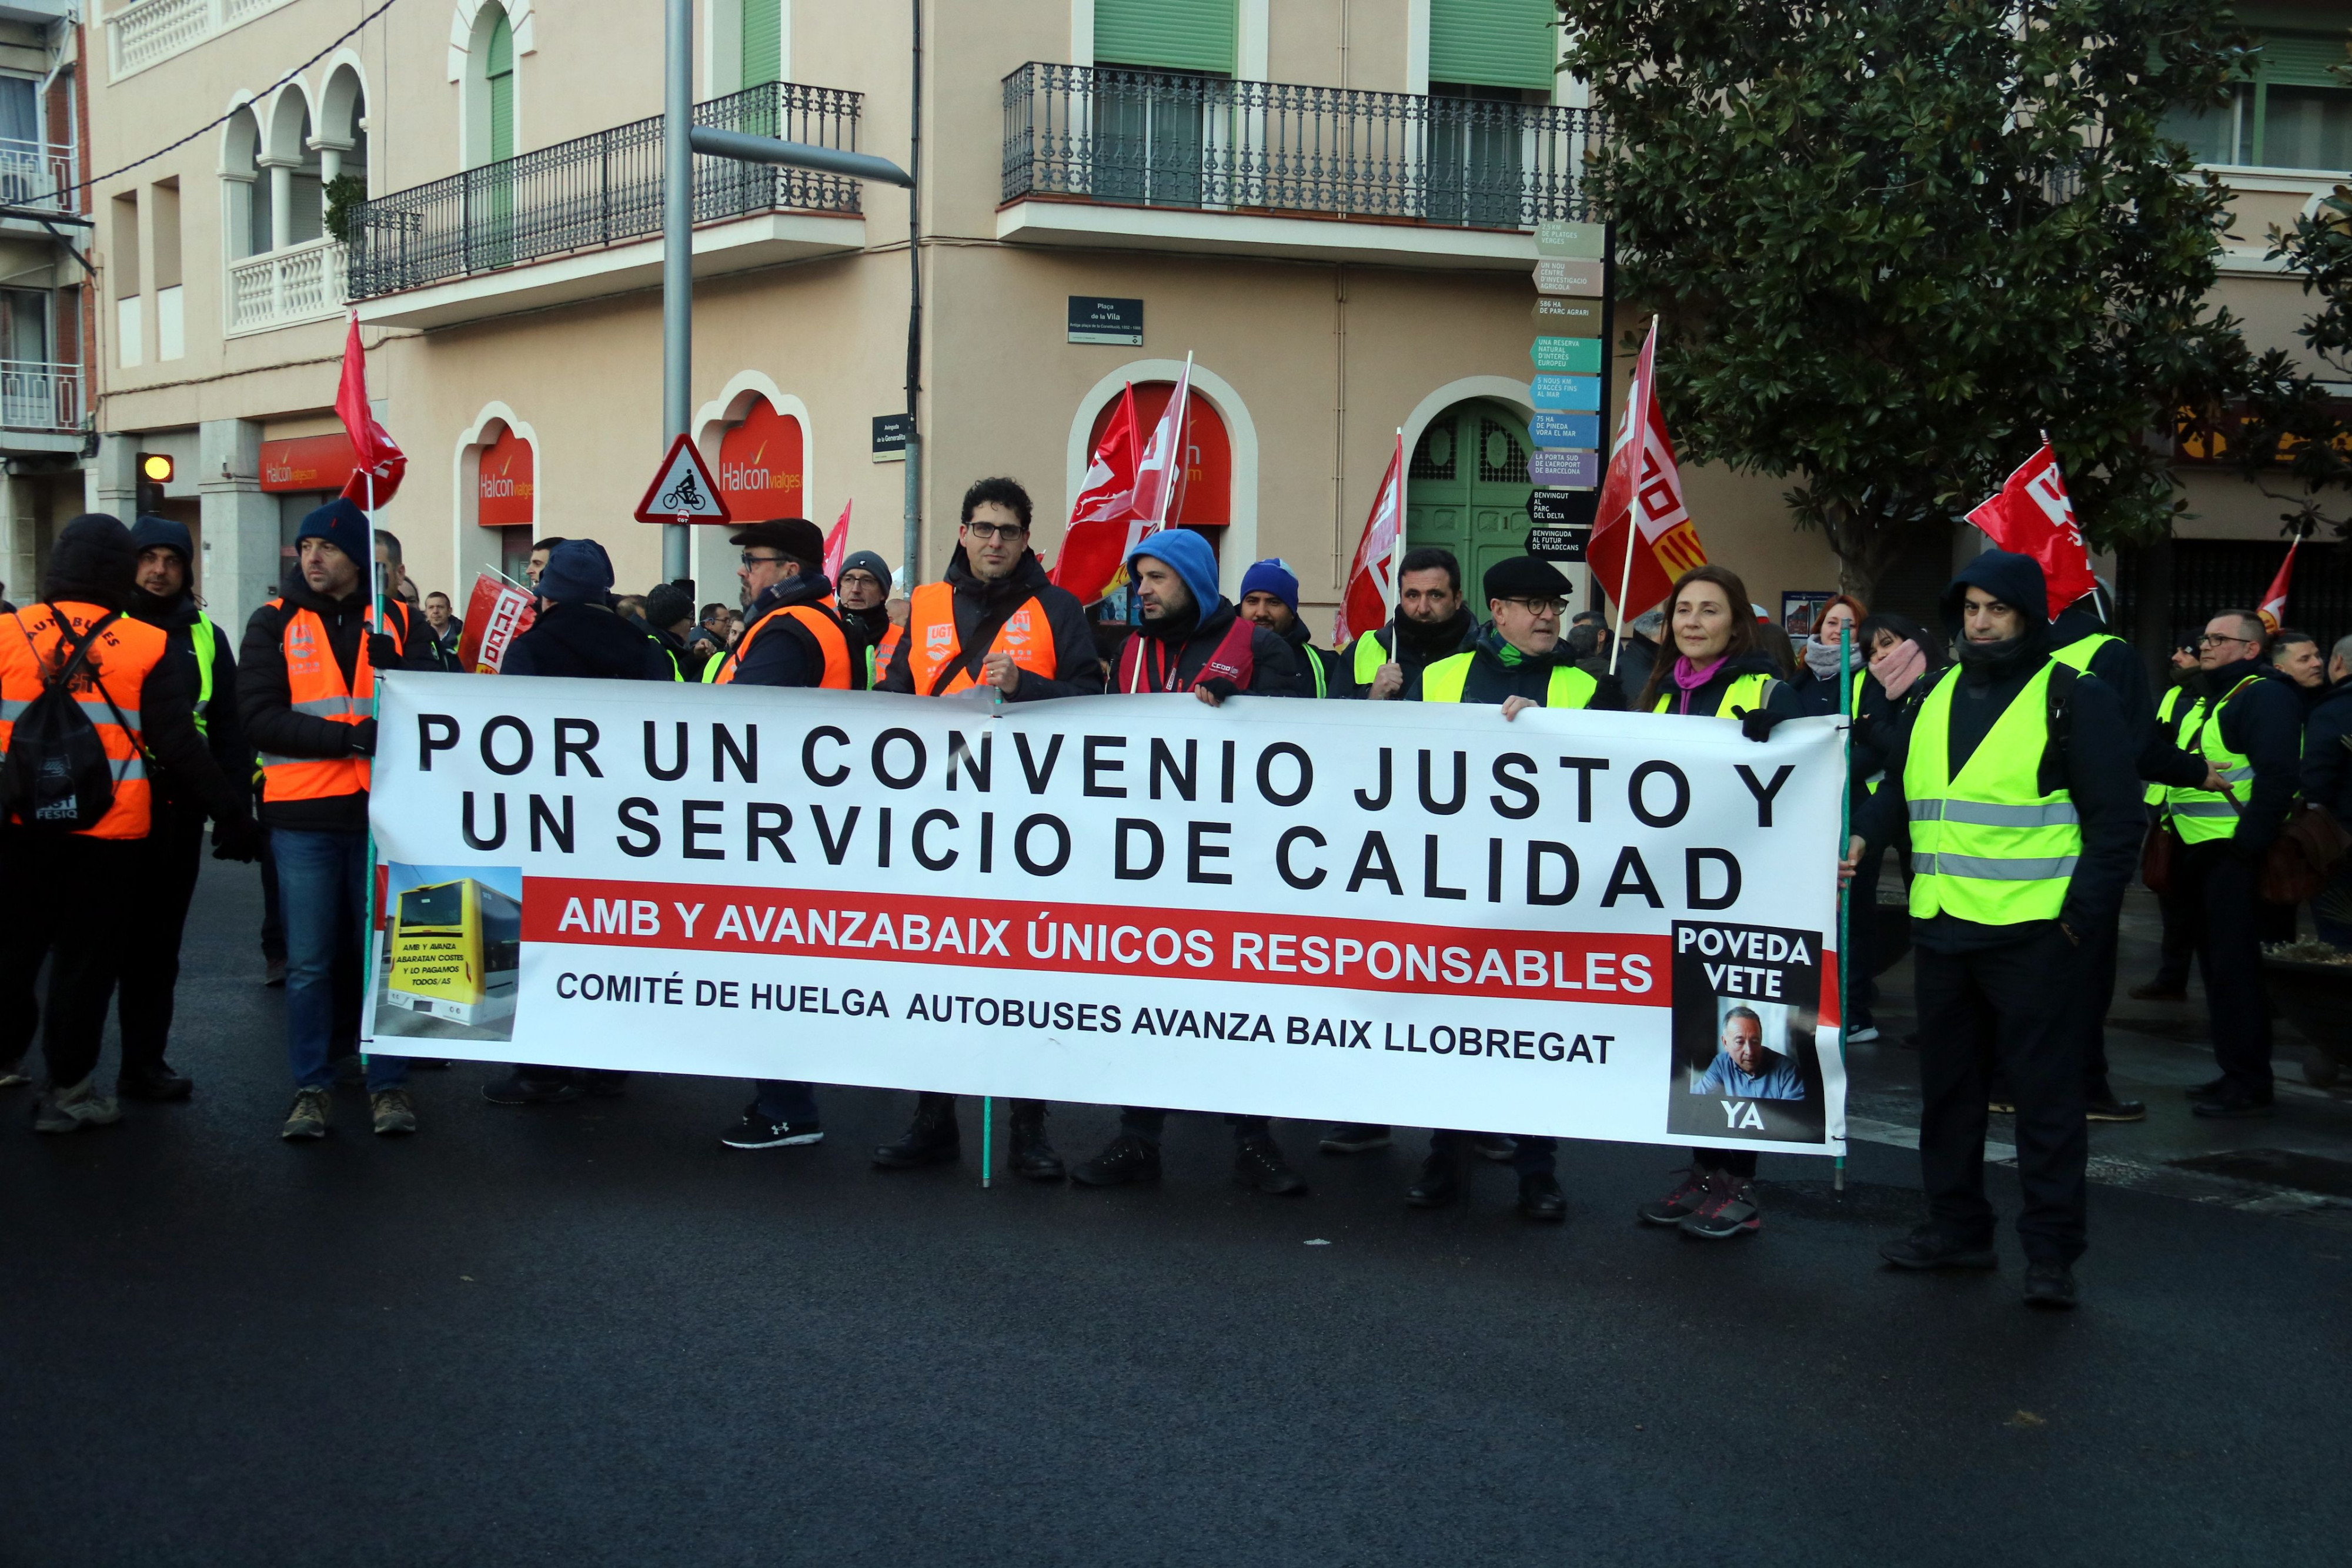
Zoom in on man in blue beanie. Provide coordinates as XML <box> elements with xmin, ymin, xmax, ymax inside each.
<box><xmin>1073</xmin><ymin>527</ymin><xmax>1312</xmax><ymax>1196</ymax></box>
<box><xmin>1237</xmin><ymin>557</ymin><xmax>1345</xmax><ymax>698</ymax></box>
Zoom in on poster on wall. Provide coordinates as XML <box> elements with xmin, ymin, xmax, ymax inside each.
<box><xmin>717</xmin><ymin>398</ymin><xmax>805</xmax><ymax>520</ymax></box>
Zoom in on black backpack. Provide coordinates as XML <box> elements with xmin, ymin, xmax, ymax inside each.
<box><xmin>1</xmin><ymin>607</ymin><xmax>133</xmax><ymax>833</ymax></box>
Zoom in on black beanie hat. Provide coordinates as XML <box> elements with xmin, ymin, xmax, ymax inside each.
<box><xmin>42</xmin><ymin>514</ymin><xmax>138</xmax><ymax>611</ymax></box>
<box><xmin>644</xmin><ymin>583</ymin><xmax>694</xmax><ymax>629</ymax></box>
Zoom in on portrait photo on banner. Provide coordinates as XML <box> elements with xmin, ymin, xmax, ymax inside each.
<box><xmin>1665</xmin><ymin>919</ymin><xmax>1828</xmax><ymax>1145</ymax></box>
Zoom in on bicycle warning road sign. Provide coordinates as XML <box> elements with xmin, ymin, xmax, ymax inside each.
<box><xmin>634</xmin><ymin>434</ymin><xmax>733</xmax><ymax>526</ymax></box>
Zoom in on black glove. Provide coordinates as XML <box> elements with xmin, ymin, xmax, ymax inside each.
<box><xmin>346</xmin><ymin>717</ymin><xmax>379</xmax><ymax>757</ymax></box>
<box><xmin>212</xmin><ymin>815</ymin><xmax>263</xmax><ymax>863</ymax></box>
<box><xmin>1735</xmin><ymin>706</ymin><xmax>1783</xmax><ymax>743</ymax></box>
<box><xmin>367</xmin><ymin>632</ymin><xmax>402</xmax><ymax>670</ymax></box>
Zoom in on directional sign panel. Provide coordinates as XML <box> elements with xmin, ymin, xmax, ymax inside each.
<box><xmin>1531</xmin><ymin>336</ymin><xmax>1604</xmax><ymax>375</ymax></box>
<box><xmin>1535</xmin><ymin>220</ymin><xmax>1606</xmax><ymax>260</ymax></box>
<box><xmin>1528</xmin><ymin>450</ymin><xmax>1600</xmax><ymax>489</ymax></box>
<box><xmin>634</xmin><ymin>433</ymin><xmax>733</xmax><ymax>525</ymax></box>
<box><xmin>1532</xmin><ymin>296</ymin><xmax>1603</xmax><ymax>336</ymax></box>
<box><xmin>1527</xmin><ymin>526</ymin><xmax>1592</xmax><ymax>563</ymax></box>
<box><xmin>1531</xmin><ymin>374</ymin><xmax>1603</xmax><ymax>412</ymax></box>
<box><xmin>1529</xmin><ymin>411</ymin><xmax>1602</xmax><ymax>449</ymax></box>
<box><xmin>1533</xmin><ymin>259</ymin><xmax>1605</xmax><ymax>297</ymax></box>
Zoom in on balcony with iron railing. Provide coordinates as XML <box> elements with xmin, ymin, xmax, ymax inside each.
<box><xmin>1000</xmin><ymin>63</ymin><xmax>1605</xmax><ymax>268</ymax></box>
<box><xmin>0</xmin><ymin>358</ymin><xmax>83</xmax><ymax>437</ymax></box>
<box><xmin>0</xmin><ymin>135</ymin><xmax>78</xmax><ymax>215</ymax></box>
<box><xmin>345</xmin><ymin>81</ymin><xmax>867</xmax><ymax>330</ymax></box>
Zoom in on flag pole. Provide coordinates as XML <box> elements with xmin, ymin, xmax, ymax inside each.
<box><xmin>1834</xmin><ymin>620</ymin><xmax>1852</xmax><ymax>1195</ymax></box>
<box><xmin>1607</xmin><ymin>320</ymin><xmax>1650</xmax><ymax>677</ymax></box>
<box><xmin>360</xmin><ymin>460</ymin><xmax>380</xmax><ymax>1058</ymax></box>
<box><xmin>1383</xmin><ymin>429</ymin><xmax>1405</xmax><ymax>669</ymax></box>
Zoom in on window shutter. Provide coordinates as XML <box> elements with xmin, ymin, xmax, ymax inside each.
<box><xmin>1429</xmin><ymin>0</ymin><xmax>1557</xmax><ymax>92</ymax></box>
<box><xmin>487</xmin><ymin>12</ymin><xmax>514</xmax><ymax>162</ymax></box>
<box><xmin>1093</xmin><ymin>0</ymin><xmax>1236</xmax><ymax>76</ymax></box>
<box><xmin>2260</xmin><ymin>34</ymin><xmax>2351</xmax><ymax>91</ymax></box>
<box><xmin>741</xmin><ymin>0</ymin><xmax>783</xmax><ymax>89</ymax></box>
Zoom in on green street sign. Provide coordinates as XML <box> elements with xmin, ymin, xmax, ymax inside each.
<box><xmin>1531</xmin><ymin>336</ymin><xmax>1603</xmax><ymax>374</ymax></box>
<box><xmin>1535</xmin><ymin>220</ymin><xmax>1605</xmax><ymax>259</ymax></box>
<box><xmin>1533</xmin><ymin>296</ymin><xmax>1602</xmax><ymax>336</ymax></box>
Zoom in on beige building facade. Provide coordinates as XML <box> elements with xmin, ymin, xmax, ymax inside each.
<box><xmin>69</xmin><ymin>0</ymin><xmax>2352</xmax><ymax>649</ymax></box>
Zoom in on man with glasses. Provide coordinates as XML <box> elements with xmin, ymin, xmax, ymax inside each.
<box><xmin>834</xmin><ymin>550</ymin><xmax>898</xmax><ymax>683</ymax></box>
<box><xmin>871</xmin><ymin>476</ymin><xmax>1103</xmax><ymax>1181</ymax></box>
<box><xmin>2150</xmin><ymin>610</ymin><xmax>2303</xmax><ymax>1119</ymax></box>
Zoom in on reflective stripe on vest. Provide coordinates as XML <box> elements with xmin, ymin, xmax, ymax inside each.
<box><xmin>1653</xmin><ymin>670</ymin><xmax>1774</xmax><ymax>718</ymax></box>
<box><xmin>259</xmin><ymin>601</ymin><xmax>377</xmax><ymax>804</ymax></box>
<box><xmin>869</xmin><ymin>621</ymin><xmax>905</xmax><ymax>687</ymax></box>
<box><xmin>1420</xmin><ymin>653</ymin><xmax>1597</xmax><ymax>708</ymax></box>
<box><xmin>1304</xmin><ymin>643</ymin><xmax>1328</xmax><ymax>698</ymax></box>
<box><xmin>2166</xmin><ymin>676</ymin><xmax>2266</xmax><ymax>842</ymax></box>
<box><xmin>901</xmin><ymin>581</ymin><xmax>1056</xmax><ymax>696</ymax></box>
<box><xmin>707</xmin><ymin>596</ymin><xmax>855</xmax><ymax>689</ymax></box>
<box><xmin>0</xmin><ymin>601</ymin><xmax>166</xmax><ymax>838</ymax></box>
<box><xmin>1904</xmin><ymin>659</ymin><xmax>2081</xmax><ymax>924</ymax></box>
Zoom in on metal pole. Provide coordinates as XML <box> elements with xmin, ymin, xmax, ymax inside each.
<box><xmin>662</xmin><ymin>0</ymin><xmax>693</xmax><ymax>586</ymax></box>
<box><xmin>902</xmin><ymin>0</ymin><xmax>923</xmax><ymax>588</ymax></box>
<box><xmin>1835</xmin><ymin>623</ymin><xmax>1852</xmax><ymax>1195</ymax></box>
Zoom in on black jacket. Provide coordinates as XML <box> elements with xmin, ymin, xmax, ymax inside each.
<box><xmin>876</xmin><ymin>549</ymin><xmax>1103</xmax><ymax>700</ymax></box>
<box><xmin>710</xmin><ymin>571</ymin><xmax>858</xmax><ymax>690</ymax></box>
<box><xmin>129</xmin><ymin>589</ymin><xmax>249</xmax><ymax>822</ymax></box>
<box><xmin>1613</xmin><ymin>629</ymin><xmax>1662</xmax><ymax>710</ymax></box>
<box><xmin>1854</xmin><ymin>550</ymin><xmax>2143</xmax><ymax>950</ymax></box>
<box><xmin>1403</xmin><ymin>624</ymin><xmax>1629</xmax><ymax>709</ymax></box>
<box><xmin>2048</xmin><ymin>605</ymin><xmax>2167</xmax><ymax>778</ymax></box>
<box><xmin>2148</xmin><ymin>656</ymin><xmax>2304</xmax><ymax>857</ymax></box>
<box><xmin>1343</xmin><ymin>606</ymin><xmax>1476</xmax><ymax>698</ymax></box>
<box><xmin>645</xmin><ymin>621</ymin><xmax>710</xmax><ymax>683</ymax></box>
<box><xmin>1117</xmin><ymin>596</ymin><xmax>1304</xmax><ymax>697</ymax></box>
<box><xmin>2304</xmin><ymin>677</ymin><xmax>2352</xmax><ymax>823</ymax></box>
<box><xmin>1276</xmin><ymin>616</ymin><xmax>1348</xmax><ymax>698</ymax></box>
<box><xmin>504</xmin><ymin>602</ymin><xmax>676</xmax><ymax>681</ymax></box>
<box><xmin>239</xmin><ymin>572</ymin><xmax>437</xmax><ymax>832</ymax></box>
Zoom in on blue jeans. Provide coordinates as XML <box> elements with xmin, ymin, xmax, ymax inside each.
<box><xmin>273</xmin><ymin>828</ymin><xmax>406</xmax><ymax>1092</ymax></box>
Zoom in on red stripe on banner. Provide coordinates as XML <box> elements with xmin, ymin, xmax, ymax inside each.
<box><xmin>523</xmin><ymin>877</ymin><xmax>1671</xmax><ymax>1007</ymax></box>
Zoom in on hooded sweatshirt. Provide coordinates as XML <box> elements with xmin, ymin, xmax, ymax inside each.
<box><xmin>1118</xmin><ymin>531</ymin><xmax>1304</xmax><ymax>698</ymax></box>
<box><xmin>503</xmin><ymin>600</ymin><xmax>676</xmax><ymax>681</ymax></box>
<box><xmin>874</xmin><ymin>546</ymin><xmax>1102</xmax><ymax>700</ymax></box>
<box><xmin>1404</xmin><ymin>622</ymin><xmax>1629</xmax><ymax>709</ymax></box>
<box><xmin>1854</xmin><ymin>549</ymin><xmax>2144</xmax><ymax>950</ymax></box>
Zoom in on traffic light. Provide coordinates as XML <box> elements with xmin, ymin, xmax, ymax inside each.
<box><xmin>136</xmin><ymin>452</ymin><xmax>173</xmax><ymax>517</ymax></box>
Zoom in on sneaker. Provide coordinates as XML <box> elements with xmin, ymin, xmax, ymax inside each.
<box><xmin>1232</xmin><ymin>1134</ymin><xmax>1307</xmax><ymax>1195</ymax></box>
<box><xmin>1318</xmin><ymin>1122</ymin><xmax>1392</xmax><ymax>1154</ymax></box>
<box><xmin>1638</xmin><ymin>1166</ymin><xmax>1713</xmax><ymax>1227</ymax></box>
<box><xmin>2191</xmin><ymin>1090</ymin><xmax>2274</xmax><ymax>1120</ymax></box>
<box><xmin>720</xmin><ymin>1106</ymin><xmax>823</xmax><ymax>1149</ymax></box>
<box><xmin>1071</xmin><ymin>1133</ymin><xmax>1161</xmax><ymax>1188</ymax></box>
<box><xmin>280</xmin><ymin>1086</ymin><xmax>332</xmax><ymax>1141</ymax></box>
<box><xmin>1878</xmin><ymin>1226</ymin><xmax>1997</xmax><ymax>1271</ymax></box>
<box><xmin>1681</xmin><ymin>1176</ymin><xmax>1762</xmax><ymax>1240</ymax></box>
<box><xmin>32</xmin><ymin>1077</ymin><xmax>123</xmax><ymax>1134</ymax></box>
<box><xmin>0</xmin><ymin>1059</ymin><xmax>31</xmax><ymax>1091</ymax></box>
<box><xmin>2023</xmin><ymin>1260</ymin><xmax>2080</xmax><ymax>1309</ymax></box>
<box><xmin>1845</xmin><ymin>1024</ymin><xmax>1881</xmax><ymax>1044</ymax></box>
<box><xmin>1472</xmin><ymin>1133</ymin><xmax>1516</xmax><ymax>1162</ymax></box>
<box><xmin>370</xmin><ymin>1088</ymin><xmax>418</xmax><ymax>1136</ymax></box>
<box><xmin>481</xmin><ymin>1071</ymin><xmax>583</xmax><ymax>1107</ymax></box>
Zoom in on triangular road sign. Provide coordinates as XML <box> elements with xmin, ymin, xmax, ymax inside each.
<box><xmin>634</xmin><ymin>433</ymin><xmax>732</xmax><ymax>525</ymax></box>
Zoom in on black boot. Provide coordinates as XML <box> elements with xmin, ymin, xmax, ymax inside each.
<box><xmin>873</xmin><ymin>1093</ymin><xmax>960</xmax><ymax>1169</ymax></box>
<box><xmin>1406</xmin><ymin>1145</ymin><xmax>1464</xmax><ymax>1208</ymax></box>
<box><xmin>1008</xmin><ymin>1104</ymin><xmax>1065</xmax><ymax>1181</ymax></box>
<box><xmin>1233</xmin><ymin>1133</ymin><xmax>1307</xmax><ymax>1195</ymax></box>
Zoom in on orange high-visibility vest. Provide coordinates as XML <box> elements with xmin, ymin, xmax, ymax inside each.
<box><xmin>711</xmin><ymin>596</ymin><xmax>856</xmax><ymax>689</ymax></box>
<box><xmin>902</xmin><ymin>581</ymin><xmax>1057</xmax><ymax>696</ymax></box>
<box><xmin>0</xmin><ymin>601</ymin><xmax>166</xmax><ymax>839</ymax></box>
<box><xmin>258</xmin><ymin>597</ymin><xmax>409</xmax><ymax>804</ymax></box>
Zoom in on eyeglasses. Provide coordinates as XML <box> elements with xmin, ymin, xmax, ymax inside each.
<box><xmin>1499</xmin><ymin>597</ymin><xmax>1568</xmax><ymax>617</ymax></box>
<box><xmin>2197</xmin><ymin>633</ymin><xmax>2251</xmax><ymax>648</ymax></box>
<box><xmin>740</xmin><ymin>551</ymin><xmax>789</xmax><ymax>569</ymax></box>
<box><xmin>961</xmin><ymin>521</ymin><xmax>1028</xmax><ymax>542</ymax></box>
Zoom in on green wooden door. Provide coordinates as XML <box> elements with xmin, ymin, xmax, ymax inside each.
<box><xmin>1405</xmin><ymin>402</ymin><xmax>1536</xmax><ymax>593</ymax></box>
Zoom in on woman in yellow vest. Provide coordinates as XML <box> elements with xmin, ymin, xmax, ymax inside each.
<box><xmin>1630</xmin><ymin>564</ymin><xmax>1803</xmax><ymax>1242</ymax></box>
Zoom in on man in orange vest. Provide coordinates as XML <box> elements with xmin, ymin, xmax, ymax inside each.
<box><xmin>240</xmin><ymin>498</ymin><xmax>434</xmax><ymax>1141</ymax></box>
<box><xmin>710</xmin><ymin>517</ymin><xmax>858</xmax><ymax>1155</ymax></box>
<box><xmin>835</xmin><ymin>549</ymin><xmax>897</xmax><ymax>683</ymax></box>
<box><xmin>870</xmin><ymin>477</ymin><xmax>1104</xmax><ymax>1181</ymax></box>
<box><xmin>0</xmin><ymin>514</ymin><xmax>259</xmax><ymax>1132</ymax></box>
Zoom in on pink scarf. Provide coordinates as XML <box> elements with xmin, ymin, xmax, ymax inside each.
<box><xmin>1671</xmin><ymin>654</ymin><xmax>1726</xmax><ymax>715</ymax></box>
<box><xmin>1870</xmin><ymin>639</ymin><xmax>1927</xmax><ymax>701</ymax></box>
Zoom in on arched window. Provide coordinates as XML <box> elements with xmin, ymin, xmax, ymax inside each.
<box><xmin>318</xmin><ymin>63</ymin><xmax>369</xmax><ymax>212</ymax></box>
<box><xmin>465</xmin><ymin>3</ymin><xmax>517</xmax><ymax>168</ymax></box>
<box><xmin>221</xmin><ymin>105</ymin><xmax>265</xmax><ymax>260</ymax></box>
<box><xmin>1087</xmin><ymin>381</ymin><xmax>1231</xmax><ymax>555</ymax></box>
<box><xmin>716</xmin><ymin>396</ymin><xmax>805</xmax><ymax>519</ymax></box>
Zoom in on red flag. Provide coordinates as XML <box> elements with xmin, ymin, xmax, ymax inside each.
<box><xmin>1335</xmin><ymin>432</ymin><xmax>1406</xmax><ymax>649</ymax></box>
<box><xmin>2259</xmin><ymin>537</ymin><xmax>2300</xmax><ymax>634</ymax></box>
<box><xmin>1965</xmin><ymin>443</ymin><xmax>2097</xmax><ymax>619</ymax></box>
<box><xmin>822</xmin><ymin>499</ymin><xmax>851</xmax><ymax>585</ymax></box>
<box><xmin>1128</xmin><ymin>354</ymin><xmax>1195</xmax><ymax>543</ymax></box>
<box><xmin>1589</xmin><ymin>317</ymin><xmax>1705</xmax><ymax>615</ymax></box>
<box><xmin>335</xmin><ymin>313</ymin><xmax>406</xmax><ymax>507</ymax></box>
<box><xmin>454</xmin><ymin>571</ymin><xmax>536</xmax><ymax>673</ymax></box>
<box><xmin>1050</xmin><ymin>383</ymin><xmax>1145</xmax><ymax>603</ymax></box>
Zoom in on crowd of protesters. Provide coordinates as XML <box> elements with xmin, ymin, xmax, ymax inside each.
<box><xmin>1</xmin><ymin>474</ymin><xmax>2339</xmax><ymax>1313</ymax></box>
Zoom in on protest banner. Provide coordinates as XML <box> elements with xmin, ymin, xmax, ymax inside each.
<box><xmin>366</xmin><ymin>677</ymin><xmax>1850</xmax><ymax>1156</ymax></box>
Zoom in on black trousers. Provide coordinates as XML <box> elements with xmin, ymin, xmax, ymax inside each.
<box><xmin>1915</xmin><ymin>927</ymin><xmax>2087</xmax><ymax>1265</ymax></box>
<box><xmin>117</xmin><ymin>806</ymin><xmax>206</xmax><ymax>1076</ymax></box>
<box><xmin>2179</xmin><ymin>840</ymin><xmax>2272</xmax><ymax>1097</ymax></box>
<box><xmin>1433</xmin><ymin>1128</ymin><xmax>1556</xmax><ymax>1175</ymax></box>
<box><xmin>2069</xmin><ymin>903</ymin><xmax>2122</xmax><ymax>1099</ymax></box>
<box><xmin>257</xmin><ymin>784</ymin><xmax>286</xmax><ymax>965</ymax></box>
<box><xmin>2151</xmin><ymin>818</ymin><xmax>2199</xmax><ymax>991</ymax></box>
<box><xmin>1120</xmin><ymin>1108</ymin><xmax>1271</xmax><ymax>1140</ymax></box>
<box><xmin>0</xmin><ymin>828</ymin><xmax>140</xmax><ymax>1089</ymax></box>
<box><xmin>913</xmin><ymin>1091</ymin><xmax>1045</xmax><ymax>1121</ymax></box>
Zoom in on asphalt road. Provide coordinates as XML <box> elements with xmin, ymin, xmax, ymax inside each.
<box><xmin>4</xmin><ymin>861</ymin><xmax>2348</xmax><ymax>1567</ymax></box>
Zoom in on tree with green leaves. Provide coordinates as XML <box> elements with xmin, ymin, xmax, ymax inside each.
<box><xmin>1562</xmin><ymin>0</ymin><xmax>2253</xmax><ymax>599</ymax></box>
<box><xmin>2232</xmin><ymin>177</ymin><xmax>2352</xmax><ymax>539</ymax></box>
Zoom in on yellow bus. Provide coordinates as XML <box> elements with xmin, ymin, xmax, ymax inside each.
<box><xmin>385</xmin><ymin>878</ymin><xmax>521</xmax><ymax>1028</ymax></box>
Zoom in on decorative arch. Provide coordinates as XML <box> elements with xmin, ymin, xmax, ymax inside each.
<box><xmin>455</xmin><ymin>0</ymin><xmax>527</xmax><ymax>168</ymax></box>
<box><xmin>693</xmin><ymin>369</ymin><xmax>816</xmax><ymax>592</ymax></box>
<box><xmin>451</xmin><ymin>400</ymin><xmax>544</xmax><ymax>588</ymax></box>
<box><xmin>261</xmin><ymin>81</ymin><xmax>316</xmax><ymax>165</ymax></box>
<box><xmin>318</xmin><ymin>55</ymin><xmax>370</xmax><ymax>190</ymax></box>
<box><xmin>446</xmin><ymin>0</ymin><xmax>536</xmax><ymax>81</ymax></box>
<box><xmin>1397</xmin><ymin>375</ymin><xmax>1535</xmax><ymax>470</ymax></box>
<box><xmin>219</xmin><ymin>95</ymin><xmax>266</xmax><ymax>260</ymax></box>
<box><xmin>1065</xmin><ymin>359</ymin><xmax>1259</xmax><ymax>599</ymax></box>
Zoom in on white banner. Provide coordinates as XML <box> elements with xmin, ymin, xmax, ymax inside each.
<box><xmin>366</xmin><ymin>675</ymin><xmax>1850</xmax><ymax>1155</ymax></box>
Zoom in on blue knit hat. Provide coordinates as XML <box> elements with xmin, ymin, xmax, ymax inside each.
<box><xmin>536</xmin><ymin>539</ymin><xmax>616</xmax><ymax>605</ymax></box>
<box><xmin>295</xmin><ymin>497</ymin><xmax>371</xmax><ymax>566</ymax></box>
<box><xmin>1127</xmin><ymin>528</ymin><xmax>1220</xmax><ymax>616</ymax></box>
<box><xmin>129</xmin><ymin>513</ymin><xmax>195</xmax><ymax>566</ymax></box>
<box><xmin>1237</xmin><ymin>558</ymin><xmax>1298</xmax><ymax>615</ymax></box>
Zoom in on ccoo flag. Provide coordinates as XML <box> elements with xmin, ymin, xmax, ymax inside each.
<box><xmin>1589</xmin><ymin>317</ymin><xmax>1705</xmax><ymax>615</ymax></box>
<box><xmin>1050</xmin><ymin>382</ymin><xmax>1144</xmax><ymax>603</ymax></box>
<box><xmin>2259</xmin><ymin>535</ymin><xmax>2301</xmax><ymax>634</ymax></box>
<box><xmin>822</xmin><ymin>499</ymin><xmax>851</xmax><ymax>586</ymax></box>
<box><xmin>335</xmin><ymin>312</ymin><xmax>406</xmax><ymax>508</ymax></box>
<box><xmin>1335</xmin><ymin>432</ymin><xmax>1407</xmax><ymax>649</ymax></box>
<box><xmin>1965</xmin><ymin>442</ymin><xmax>2098</xmax><ymax>620</ymax></box>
